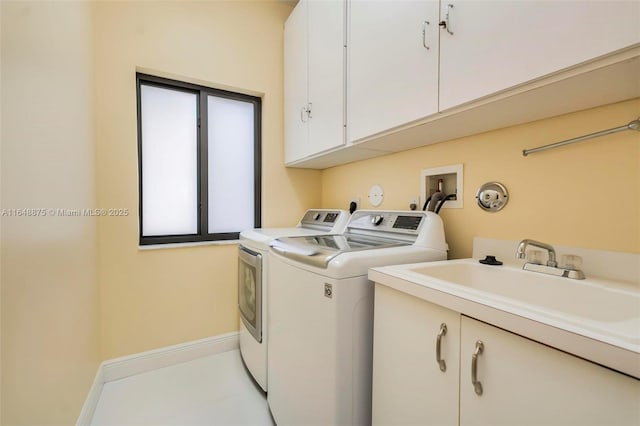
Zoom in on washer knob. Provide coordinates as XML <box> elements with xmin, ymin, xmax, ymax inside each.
<box><xmin>313</xmin><ymin>212</ymin><xmax>321</xmax><ymax>221</ymax></box>
<box><xmin>372</xmin><ymin>215</ymin><xmax>384</xmax><ymax>226</ymax></box>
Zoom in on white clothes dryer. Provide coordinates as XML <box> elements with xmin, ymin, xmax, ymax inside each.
<box><xmin>238</xmin><ymin>209</ymin><xmax>349</xmax><ymax>392</ymax></box>
<box><xmin>267</xmin><ymin>210</ymin><xmax>448</xmax><ymax>425</ymax></box>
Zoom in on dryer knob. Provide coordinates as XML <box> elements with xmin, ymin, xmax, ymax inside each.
<box><xmin>372</xmin><ymin>215</ymin><xmax>384</xmax><ymax>226</ymax></box>
<box><xmin>313</xmin><ymin>213</ymin><xmax>321</xmax><ymax>221</ymax></box>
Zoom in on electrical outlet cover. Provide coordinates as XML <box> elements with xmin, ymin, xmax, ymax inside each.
<box><xmin>368</xmin><ymin>185</ymin><xmax>384</xmax><ymax>207</ymax></box>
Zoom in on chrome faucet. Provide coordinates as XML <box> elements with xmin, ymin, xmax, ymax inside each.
<box><xmin>516</xmin><ymin>239</ymin><xmax>557</xmax><ymax>267</ymax></box>
<box><xmin>516</xmin><ymin>239</ymin><xmax>584</xmax><ymax>279</ymax></box>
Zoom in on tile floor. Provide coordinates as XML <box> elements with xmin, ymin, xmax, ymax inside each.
<box><xmin>91</xmin><ymin>349</ymin><xmax>275</xmax><ymax>426</ymax></box>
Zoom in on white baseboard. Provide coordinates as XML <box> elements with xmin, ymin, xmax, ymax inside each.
<box><xmin>76</xmin><ymin>365</ymin><xmax>105</xmax><ymax>426</ymax></box>
<box><xmin>101</xmin><ymin>332</ymin><xmax>239</xmax><ymax>382</ymax></box>
<box><xmin>76</xmin><ymin>331</ymin><xmax>239</xmax><ymax>425</ymax></box>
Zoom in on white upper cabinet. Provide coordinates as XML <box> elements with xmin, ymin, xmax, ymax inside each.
<box><xmin>439</xmin><ymin>0</ymin><xmax>640</xmax><ymax>110</ymax></box>
<box><xmin>284</xmin><ymin>0</ymin><xmax>345</xmax><ymax>165</ymax></box>
<box><xmin>285</xmin><ymin>0</ymin><xmax>639</xmax><ymax>168</ymax></box>
<box><xmin>308</xmin><ymin>0</ymin><xmax>346</xmax><ymax>154</ymax></box>
<box><xmin>284</xmin><ymin>1</ymin><xmax>309</xmax><ymax>163</ymax></box>
<box><xmin>348</xmin><ymin>0</ymin><xmax>440</xmax><ymax>143</ymax></box>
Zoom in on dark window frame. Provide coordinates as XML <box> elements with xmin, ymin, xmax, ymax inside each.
<box><xmin>136</xmin><ymin>73</ymin><xmax>261</xmax><ymax>245</ymax></box>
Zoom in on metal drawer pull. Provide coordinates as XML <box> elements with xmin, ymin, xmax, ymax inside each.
<box><xmin>422</xmin><ymin>21</ymin><xmax>430</xmax><ymax>50</ymax></box>
<box><xmin>435</xmin><ymin>323</ymin><xmax>447</xmax><ymax>372</ymax></box>
<box><xmin>471</xmin><ymin>340</ymin><xmax>484</xmax><ymax>395</ymax></box>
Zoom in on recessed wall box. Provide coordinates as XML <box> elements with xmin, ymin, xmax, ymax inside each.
<box><xmin>421</xmin><ymin>164</ymin><xmax>463</xmax><ymax>209</ymax></box>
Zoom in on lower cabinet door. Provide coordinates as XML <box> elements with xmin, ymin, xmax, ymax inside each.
<box><xmin>372</xmin><ymin>284</ymin><xmax>460</xmax><ymax>426</ymax></box>
<box><xmin>460</xmin><ymin>316</ymin><xmax>640</xmax><ymax>426</ymax></box>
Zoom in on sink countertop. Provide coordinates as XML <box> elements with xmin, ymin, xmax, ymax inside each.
<box><xmin>369</xmin><ymin>259</ymin><xmax>640</xmax><ymax>379</ymax></box>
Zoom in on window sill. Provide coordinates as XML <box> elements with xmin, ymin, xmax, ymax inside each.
<box><xmin>138</xmin><ymin>239</ymin><xmax>239</xmax><ymax>251</ymax></box>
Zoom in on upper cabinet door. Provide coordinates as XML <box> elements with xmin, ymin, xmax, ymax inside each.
<box><xmin>349</xmin><ymin>0</ymin><xmax>440</xmax><ymax>143</ymax></box>
<box><xmin>284</xmin><ymin>0</ymin><xmax>309</xmax><ymax>163</ymax></box>
<box><xmin>439</xmin><ymin>0</ymin><xmax>640</xmax><ymax>111</ymax></box>
<box><xmin>307</xmin><ymin>0</ymin><xmax>346</xmax><ymax>154</ymax></box>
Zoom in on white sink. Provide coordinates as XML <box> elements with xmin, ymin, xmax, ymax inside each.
<box><xmin>410</xmin><ymin>261</ymin><xmax>640</xmax><ymax>323</ymax></box>
<box><xmin>382</xmin><ymin>259</ymin><xmax>640</xmax><ymax>348</ymax></box>
<box><xmin>370</xmin><ymin>241</ymin><xmax>640</xmax><ymax>378</ymax></box>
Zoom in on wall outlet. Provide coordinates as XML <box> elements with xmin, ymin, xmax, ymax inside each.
<box><xmin>349</xmin><ymin>197</ymin><xmax>360</xmax><ymax>212</ymax></box>
<box><xmin>409</xmin><ymin>196</ymin><xmax>420</xmax><ymax>211</ymax></box>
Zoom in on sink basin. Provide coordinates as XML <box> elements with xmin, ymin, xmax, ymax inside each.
<box><xmin>411</xmin><ymin>261</ymin><xmax>639</xmax><ymax>322</ymax></box>
<box><xmin>399</xmin><ymin>259</ymin><xmax>640</xmax><ymax>345</ymax></box>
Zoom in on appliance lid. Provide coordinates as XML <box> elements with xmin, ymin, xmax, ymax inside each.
<box><xmin>240</xmin><ymin>227</ymin><xmax>324</xmax><ymax>250</ymax></box>
<box><xmin>269</xmin><ymin>233</ymin><xmax>409</xmax><ymax>269</ymax></box>
<box><xmin>239</xmin><ymin>209</ymin><xmax>350</xmax><ymax>250</ymax></box>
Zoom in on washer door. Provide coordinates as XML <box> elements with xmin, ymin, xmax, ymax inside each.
<box><xmin>238</xmin><ymin>246</ymin><xmax>262</xmax><ymax>343</ymax></box>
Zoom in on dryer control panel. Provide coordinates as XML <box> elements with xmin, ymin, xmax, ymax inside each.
<box><xmin>299</xmin><ymin>209</ymin><xmax>350</xmax><ymax>232</ymax></box>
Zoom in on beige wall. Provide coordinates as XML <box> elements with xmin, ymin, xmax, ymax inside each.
<box><xmin>1</xmin><ymin>2</ymin><xmax>100</xmax><ymax>425</ymax></box>
<box><xmin>93</xmin><ymin>1</ymin><xmax>321</xmax><ymax>359</ymax></box>
<box><xmin>322</xmin><ymin>99</ymin><xmax>640</xmax><ymax>259</ymax></box>
<box><xmin>4</xmin><ymin>1</ymin><xmax>635</xmax><ymax>422</ymax></box>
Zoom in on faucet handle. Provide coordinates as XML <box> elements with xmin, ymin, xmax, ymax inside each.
<box><xmin>527</xmin><ymin>250</ymin><xmax>544</xmax><ymax>265</ymax></box>
<box><xmin>560</xmin><ymin>254</ymin><xmax>583</xmax><ymax>271</ymax></box>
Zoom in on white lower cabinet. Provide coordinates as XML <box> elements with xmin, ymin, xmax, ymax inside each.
<box><xmin>459</xmin><ymin>316</ymin><xmax>640</xmax><ymax>426</ymax></box>
<box><xmin>372</xmin><ymin>284</ymin><xmax>640</xmax><ymax>426</ymax></box>
<box><xmin>372</xmin><ymin>284</ymin><xmax>460</xmax><ymax>426</ymax></box>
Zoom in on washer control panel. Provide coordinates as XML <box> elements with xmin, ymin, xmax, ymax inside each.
<box><xmin>392</xmin><ymin>215</ymin><xmax>423</xmax><ymax>231</ymax></box>
<box><xmin>348</xmin><ymin>211</ymin><xmax>425</xmax><ymax>236</ymax></box>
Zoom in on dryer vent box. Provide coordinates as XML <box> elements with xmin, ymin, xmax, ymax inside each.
<box><xmin>421</xmin><ymin>164</ymin><xmax>463</xmax><ymax>209</ymax></box>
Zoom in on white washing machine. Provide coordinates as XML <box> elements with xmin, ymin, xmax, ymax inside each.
<box><xmin>238</xmin><ymin>209</ymin><xmax>349</xmax><ymax>392</ymax></box>
<box><xmin>267</xmin><ymin>210</ymin><xmax>448</xmax><ymax>425</ymax></box>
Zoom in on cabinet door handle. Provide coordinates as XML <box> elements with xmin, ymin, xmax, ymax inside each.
<box><xmin>439</xmin><ymin>3</ymin><xmax>454</xmax><ymax>35</ymax></box>
<box><xmin>471</xmin><ymin>340</ymin><xmax>484</xmax><ymax>396</ymax></box>
<box><xmin>422</xmin><ymin>21</ymin><xmax>430</xmax><ymax>50</ymax></box>
<box><xmin>306</xmin><ymin>102</ymin><xmax>312</xmax><ymax>119</ymax></box>
<box><xmin>300</xmin><ymin>107</ymin><xmax>308</xmax><ymax>123</ymax></box>
<box><xmin>435</xmin><ymin>322</ymin><xmax>447</xmax><ymax>371</ymax></box>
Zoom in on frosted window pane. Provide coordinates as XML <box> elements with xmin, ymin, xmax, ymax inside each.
<box><xmin>141</xmin><ymin>85</ymin><xmax>198</xmax><ymax>236</ymax></box>
<box><xmin>208</xmin><ymin>96</ymin><xmax>255</xmax><ymax>233</ymax></box>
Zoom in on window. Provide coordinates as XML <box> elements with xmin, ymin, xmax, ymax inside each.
<box><xmin>137</xmin><ymin>74</ymin><xmax>261</xmax><ymax>245</ymax></box>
